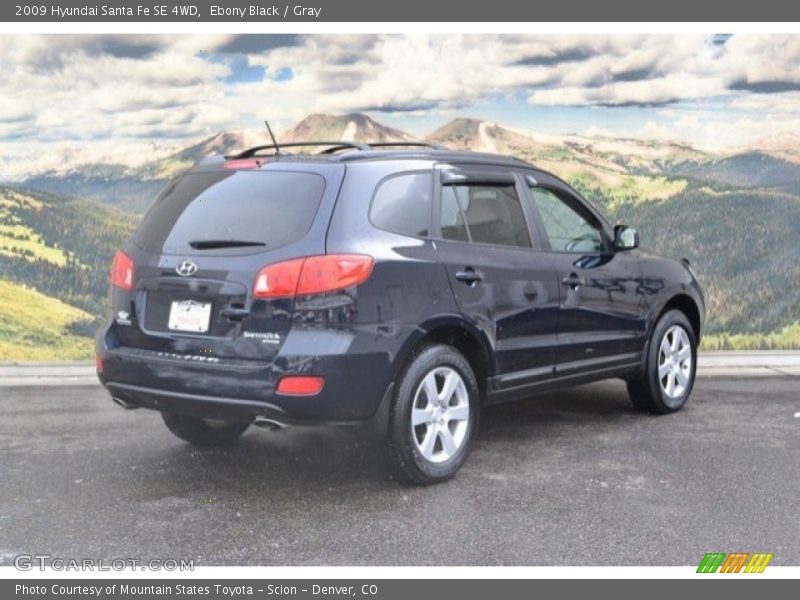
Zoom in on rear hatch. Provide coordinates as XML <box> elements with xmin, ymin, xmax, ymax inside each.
<box><xmin>112</xmin><ymin>163</ymin><xmax>344</xmax><ymax>363</ymax></box>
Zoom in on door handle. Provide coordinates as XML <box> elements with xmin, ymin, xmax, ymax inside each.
<box><xmin>561</xmin><ymin>274</ymin><xmax>586</xmax><ymax>290</ymax></box>
<box><xmin>455</xmin><ymin>267</ymin><xmax>483</xmax><ymax>285</ymax></box>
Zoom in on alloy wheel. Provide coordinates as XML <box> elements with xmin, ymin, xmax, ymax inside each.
<box><xmin>658</xmin><ymin>324</ymin><xmax>693</xmax><ymax>400</ymax></box>
<box><xmin>411</xmin><ymin>367</ymin><xmax>470</xmax><ymax>464</ymax></box>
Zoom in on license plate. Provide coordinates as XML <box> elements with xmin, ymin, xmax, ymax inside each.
<box><xmin>168</xmin><ymin>300</ymin><xmax>212</xmax><ymax>333</ymax></box>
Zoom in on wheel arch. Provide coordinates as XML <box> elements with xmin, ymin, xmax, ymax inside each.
<box><xmin>391</xmin><ymin>317</ymin><xmax>494</xmax><ymax>402</ymax></box>
<box><xmin>654</xmin><ymin>293</ymin><xmax>703</xmax><ymax>343</ymax></box>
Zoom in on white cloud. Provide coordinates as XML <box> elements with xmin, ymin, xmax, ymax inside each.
<box><xmin>1</xmin><ymin>33</ymin><xmax>800</xmax><ymax>167</ymax></box>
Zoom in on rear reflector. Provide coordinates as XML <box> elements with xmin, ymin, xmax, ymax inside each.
<box><xmin>95</xmin><ymin>354</ymin><xmax>104</xmax><ymax>373</ymax></box>
<box><xmin>276</xmin><ymin>376</ymin><xmax>325</xmax><ymax>396</ymax></box>
<box><xmin>110</xmin><ymin>250</ymin><xmax>135</xmax><ymax>291</ymax></box>
<box><xmin>253</xmin><ymin>254</ymin><xmax>374</xmax><ymax>298</ymax></box>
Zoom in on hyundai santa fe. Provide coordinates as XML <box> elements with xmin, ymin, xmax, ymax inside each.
<box><xmin>96</xmin><ymin>140</ymin><xmax>704</xmax><ymax>484</ymax></box>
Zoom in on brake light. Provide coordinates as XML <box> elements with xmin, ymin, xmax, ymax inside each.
<box><xmin>224</xmin><ymin>158</ymin><xmax>266</xmax><ymax>170</ymax></box>
<box><xmin>111</xmin><ymin>250</ymin><xmax>135</xmax><ymax>291</ymax></box>
<box><xmin>276</xmin><ymin>375</ymin><xmax>325</xmax><ymax>396</ymax></box>
<box><xmin>253</xmin><ymin>255</ymin><xmax>374</xmax><ymax>298</ymax></box>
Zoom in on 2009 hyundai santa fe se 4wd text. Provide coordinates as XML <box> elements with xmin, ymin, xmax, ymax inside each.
<box><xmin>96</xmin><ymin>140</ymin><xmax>704</xmax><ymax>484</ymax></box>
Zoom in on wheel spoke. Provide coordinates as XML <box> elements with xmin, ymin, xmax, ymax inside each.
<box><xmin>676</xmin><ymin>345</ymin><xmax>691</xmax><ymax>364</ymax></box>
<box><xmin>439</xmin><ymin>370</ymin><xmax>460</xmax><ymax>404</ymax></box>
<box><xmin>658</xmin><ymin>362</ymin><xmax>671</xmax><ymax>379</ymax></box>
<box><xmin>675</xmin><ymin>367</ymin><xmax>689</xmax><ymax>388</ymax></box>
<box><xmin>422</xmin><ymin>372</ymin><xmax>438</xmax><ymax>406</ymax></box>
<box><xmin>660</xmin><ymin>337</ymin><xmax>672</xmax><ymax>358</ymax></box>
<box><xmin>418</xmin><ymin>426</ymin><xmax>437</xmax><ymax>459</ymax></box>
<box><xmin>670</xmin><ymin>330</ymin><xmax>679</xmax><ymax>352</ymax></box>
<box><xmin>412</xmin><ymin>408</ymin><xmax>430</xmax><ymax>426</ymax></box>
<box><xmin>665</xmin><ymin>371</ymin><xmax>675</xmax><ymax>396</ymax></box>
<box><xmin>447</xmin><ymin>404</ymin><xmax>469</xmax><ymax>422</ymax></box>
<box><xmin>439</xmin><ymin>427</ymin><xmax>458</xmax><ymax>458</ymax></box>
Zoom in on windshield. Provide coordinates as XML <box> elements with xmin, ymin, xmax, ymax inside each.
<box><xmin>134</xmin><ymin>170</ymin><xmax>326</xmax><ymax>254</ymax></box>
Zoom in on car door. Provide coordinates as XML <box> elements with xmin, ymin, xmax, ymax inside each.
<box><xmin>520</xmin><ymin>171</ymin><xmax>647</xmax><ymax>377</ymax></box>
<box><xmin>432</xmin><ymin>164</ymin><xmax>560</xmax><ymax>389</ymax></box>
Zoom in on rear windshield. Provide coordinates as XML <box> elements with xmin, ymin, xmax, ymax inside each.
<box><xmin>134</xmin><ymin>170</ymin><xmax>326</xmax><ymax>254</ymax></box>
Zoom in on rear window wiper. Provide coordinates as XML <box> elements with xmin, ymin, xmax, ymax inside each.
<box><xmin>188</xmin><ymin>240</ymin><xmax>267</xmax><ymax>250</ymax></box>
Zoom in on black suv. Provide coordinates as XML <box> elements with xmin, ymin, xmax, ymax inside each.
<box><xmin>96</xmin><ymin>141</ymin><xmax>704</xmax><ymax>484</ymax></box>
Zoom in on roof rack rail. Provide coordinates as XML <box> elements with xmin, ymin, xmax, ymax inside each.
<box><xmin>368</xmin><ymin>142</ymin><xmax>446</xmax><ymax>150</ymax></box>
<box><xmin>229</xmin><ymin>141</ymin><xmax>370</xmax><ymax>159</ymax></box>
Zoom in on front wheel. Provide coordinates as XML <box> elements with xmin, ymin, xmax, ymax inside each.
<box><xmin>627</xmin><ymin>310</ymin><xmax>697</xmax><ymax>414</ymax></box>
<box><xmin>387</xmin><ymin>345</ymin><xmax>479</xmax><ymax>485</ymax></box>
<box><xmin>161</xmin><ymin>411</ymin><xmax>250</xmax><ymax>447</ymax></box>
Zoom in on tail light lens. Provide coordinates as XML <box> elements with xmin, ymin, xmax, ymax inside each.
<box><xmin>95</xmin><ymin>354</ymin><xmax>104</xmax><ymax>373</ymax></box>
<box><xmin>253</xmin><ymin>254</ymin><xmax>374</xmax><ymax>298</ymax></box>
<box><xmin>111</xmin><ymin>250</ymin><xmax>135</xmax><ymax>291</ymax></box>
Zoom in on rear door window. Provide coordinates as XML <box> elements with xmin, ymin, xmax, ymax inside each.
<box><xmin>134</xmin><ymin>170</ymin><xmax>325</xmax><ymax>254</ymax></box>
<box><xmin>370</xmin><ymin>172</ymin><xmax>432</xmax><ymax>238</ymax></box>
<box><xmin>439</xmin><ymin>183</ymin><xmax>531</xmax><ymax>248</ymax></box>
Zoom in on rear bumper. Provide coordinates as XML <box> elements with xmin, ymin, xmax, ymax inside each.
<box><xmin>96</xmin><ymin>323</ymin><xmax>410</xmax><ymax>424</ymax></box>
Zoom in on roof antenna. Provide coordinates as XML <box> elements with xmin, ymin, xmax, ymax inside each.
<box><xmin>264</xmin><ymin>120</ymin><xmax>280</xmax><ymax>155</ymax></box>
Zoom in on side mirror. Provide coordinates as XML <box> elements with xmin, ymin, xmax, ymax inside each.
<box><xmin>614</xmin><ymin>225</ymin><xmax>639</xmax><ymax>251</ymax></box>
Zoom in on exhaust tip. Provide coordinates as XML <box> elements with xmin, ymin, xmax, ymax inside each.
<box><xmin>253</xmin><ymin>416</ymin><xmax>288</xmax><ymax>431</ymax></box>
<box><xmin>112</xmin><ymin>396</ymin><xmax>139</xmax><ymax>410</ymax></box>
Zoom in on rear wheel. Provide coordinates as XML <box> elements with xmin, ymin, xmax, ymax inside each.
<box><xmin>387</xmin><ymin>345</ymin><xmax>479</xmax><ymax>485</ymax></box>
<box><xmin>161</xmin><ymin>411</ymin><xmax>250</xmax><ymax>447</ymax></box>
<box><xmin>627</xmin><ymin>310</ymin><xmax>697</xmax><ymax>414</ymax></box>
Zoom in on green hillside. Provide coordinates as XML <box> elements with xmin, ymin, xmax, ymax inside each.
<box><xmin>0</xmin><ymin>279</ymin><xmax>94</xmax><ymax>360</ymax></box>
<box><xmin>0</xmin><ymin>186</ymin><xmax>136</xmax><ymax>360</ymax></box>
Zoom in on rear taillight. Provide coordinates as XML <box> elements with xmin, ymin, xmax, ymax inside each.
<box><xmin>253</xmin><ymin>254</ymin><xmax>374</xmax><ymax>298</ymax></box>
<box><xmin>110</xmin><ymin>250</ymin><xmax>135</xmax><ymax>291</ymax></box>
<box><xmin>95</xmin><ymin>354</ymin><xmax>104</xmax><ymax>373</ymax></box>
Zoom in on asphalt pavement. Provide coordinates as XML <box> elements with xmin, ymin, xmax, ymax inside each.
<box><xmin>1</xmin><ymin>374</ymin><xmax>798</xmax><ymax>566</ymax></box>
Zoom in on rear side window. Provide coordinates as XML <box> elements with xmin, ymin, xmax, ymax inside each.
<box><xmin>134</xmin><ymin>171</ymin><xmax>325</xmax><ymax>253</ymax></box>
<box><xmin>370</xmin><ymin>173</ymin><xmax>432</xmax><ymax>238</ymax></box>
<box><xmin>440</xmin><ymin>184</ymin><xmax>531</xmax><ymax>248</ymax></box>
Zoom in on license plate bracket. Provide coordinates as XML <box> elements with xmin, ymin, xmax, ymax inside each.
<box><xmin>168</xmin><ymin>300</ymin><xmax>212</xmax><ymax>333</ymax></box>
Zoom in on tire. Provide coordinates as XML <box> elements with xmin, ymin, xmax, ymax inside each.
<box><xmin>161</xmin><ymin>411</ymin><xmax>250</xmax><ymax>447</ymax></box>
<box><xmin>387</xmin><ymin>344</ymin><xmax>480</xmax><ymax>485</ymax></box>
<box><xmin>627</xmin><ymin>309</ymin><xmax>697</xmax><ymax>414</ymax></box>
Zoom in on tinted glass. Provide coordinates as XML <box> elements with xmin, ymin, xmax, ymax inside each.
<box><xmin>531</xmin><ymin>187</ymin><xmax>605</xmax><ymax>252</ymax></box>
<box><xmin>441</xmin><ymin>184</ymin><xmax>531</xmax><ymax>248</ymax></box>
<box><xmin>370</xmin><ymin>173</ymin><xmax>432</xmax><ymax>237</ymax></box>
<box><xmin>134</xmin><ymin>171</ymin><xmax>325</xmax><ymax>253</ymax></box>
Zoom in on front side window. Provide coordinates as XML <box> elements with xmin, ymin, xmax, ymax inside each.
<box><xmin>439</xmin><ymin>183</ymin><xmax>531</xmax><ymax>248</ymax></box>
<box><xmin>370</xmin><ymin>172</ymin><xmax>432</xmax><ymax>237</ymax></box>
<box><xmin>530</xmin><ymin>187</ymin><xmax>605</xmax><ymax>253</ymax></box>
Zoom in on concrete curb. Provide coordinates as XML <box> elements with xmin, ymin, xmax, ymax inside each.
<box><xmin>1</xmin><ymin>352</ymin><xmax>799</xmax><ymax>388</ymax></box>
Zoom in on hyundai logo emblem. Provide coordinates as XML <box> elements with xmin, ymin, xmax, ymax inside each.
<box><xmin>176</xmin><ymin>260</ymin><xmax>198</xmax><ymax>277</ymax></box>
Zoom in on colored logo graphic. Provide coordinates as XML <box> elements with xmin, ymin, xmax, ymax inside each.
<box><xmin>697</xmin><ymin>552</ymin><xmax>773</xmax><ymax>573</ymax></box>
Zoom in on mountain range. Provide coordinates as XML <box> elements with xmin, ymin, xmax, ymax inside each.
<box><xmin>11</xmin><ymin>112</ymin><xmax>800</xmax><ymax>213</ymax></box>
<box><xmin>2</xmin><ymin>112</ymin><xmax>800</xmax><ymax>359</ymax></box>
